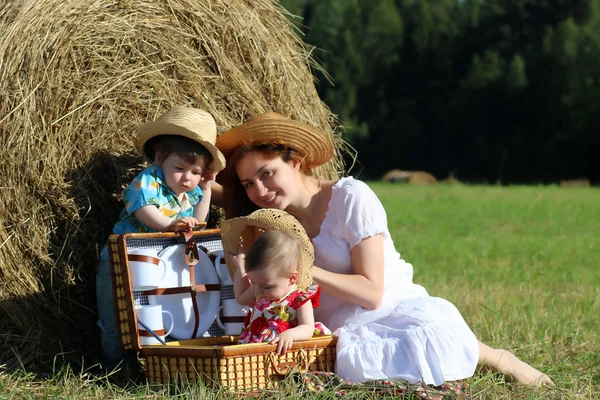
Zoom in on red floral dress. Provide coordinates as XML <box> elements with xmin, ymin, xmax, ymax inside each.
<box><xmin>238</xmin><ymin>285</ymin><xmax>331</xmax><ymax>344</ymax></box>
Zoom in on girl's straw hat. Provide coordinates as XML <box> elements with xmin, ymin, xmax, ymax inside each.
<box><xmin>221</xmin><ymin>208</ymin><xmax>313</xmax><ymax>288</ymax></box>
<box><xmin>216</xmin><ymin>112</ymin><xmax>334</xmax><ymax>169</ymax></box>
<box><xmin>136</xmin><ymin>107</ymin><xmax>226</xmax><ymax>171</ymax></box>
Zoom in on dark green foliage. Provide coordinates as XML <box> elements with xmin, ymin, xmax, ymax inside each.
<box><xmin>281</xmin><ymin>0</ymin><xmax>600</xmax><ymax>183</ymax></box>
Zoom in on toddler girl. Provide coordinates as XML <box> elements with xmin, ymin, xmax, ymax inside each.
<box><xmin>222</xmin><ymin>211</ymin><xmax>330</xmax><ymax>355</ymax></box>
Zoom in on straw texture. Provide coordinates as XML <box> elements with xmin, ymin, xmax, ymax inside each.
<box><xmin>216</xmin><ymin>112</ymin><xmax>335</xmax><ymax>169</ymax></box>
<box><xmin>221</xmin><ymin>209</ymin><xmax>314</xmax><ymax>288</ymax></box>
<box><xmin>0</xmin><ymin>0</ymin><xmax>349</xmax><ymax>370</ymax></box>
<box><xmin>136</xmin><ymin>106</ymin><xmax>226</xmax><ymax>171</ymax></box>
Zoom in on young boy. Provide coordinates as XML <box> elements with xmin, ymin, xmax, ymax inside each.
<box><xmin>96</xmin><ymin>107</ymin><xmax>225</xmax><ymax>368</ymax></box>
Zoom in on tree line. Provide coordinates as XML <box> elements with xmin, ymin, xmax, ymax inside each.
<box><xmin>281</xmin><ymin>0</ymin><xmax>600</xmax><ymax>184</ymax></box>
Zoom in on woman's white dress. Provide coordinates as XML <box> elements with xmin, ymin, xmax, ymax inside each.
<box><xmin>312</xmin><ymin>177</ymin><xmax>479</xmax><ymax>385</ymax></box>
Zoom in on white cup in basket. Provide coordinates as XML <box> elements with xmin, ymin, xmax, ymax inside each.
<box><xmin>216</xmin><ymin>299</ymin><xmax>250</xmax><ymax>335</ymax></box>
<box><xmin>212</xmin><ymin>250</ymin><xmax>233</xmax><ymax>285</ymax></box>
<box><xmin>135</xmin><ymin>304</ymin><xmax>174</xmax><ymax>345</ymax></box>
<box><xmin>127</xmin><ymin>248</ymin><xmax>167</xmax><ymax>290</ymax></box>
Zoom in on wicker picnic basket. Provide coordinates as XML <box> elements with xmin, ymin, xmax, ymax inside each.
<box><xmin>108</xmin><ymin>228</ymin><xmax>337</xmax><ymax>391</ymax></box>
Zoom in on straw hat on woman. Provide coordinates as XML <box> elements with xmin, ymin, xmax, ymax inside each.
<box><xmin>211</xmin><ymin>112</ymin><xmax>554</xmax><ymax>387</ymax></box>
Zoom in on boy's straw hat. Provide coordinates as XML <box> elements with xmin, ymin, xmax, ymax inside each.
<box><xmin>216</xmin><ymin>112</ymin><xmax>334</xmax><ymax>170</ymax></box>
<box><xmin>221</xmin><ymin>208</ymin><xmax>313</xmax><ymax>288</ymax></box>
<box><xmin>136</xmin><ymin>107</ymin><xmax>226</xmax><ymax>171</ymax></box>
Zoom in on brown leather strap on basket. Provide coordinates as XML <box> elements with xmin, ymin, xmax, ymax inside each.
<box><xmin>138</xmin><ymin>329</ymin><xmax>166</xmax><ymax>337</ymax></box>
<box><xmin>183</xmin><ymin>231</ymin><xmax>201</xmax><ymax>338</ymax></box>
<box><xmin>127</xmin><ymin>254</ymin><xmax>161</xmax><ymax>265</ymax></box>
<box><xmin>142</xmin><ymin>284</ymin><xmax>220</xmax><ymax>296</ymax></box>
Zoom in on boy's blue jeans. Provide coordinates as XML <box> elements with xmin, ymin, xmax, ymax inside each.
<box><xmin>96</xmin><ymin>246</ymin><xmax>134</xmax><ymax>367</ymax></box>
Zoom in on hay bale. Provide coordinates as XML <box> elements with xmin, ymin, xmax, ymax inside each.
<box><xmin>560</xmin><ymin>179</ymin><xmax>590</xmax><ymax>187</ymax></box>
<box><xmin>382</xmin><ymin>169</ymin><xmax>438</xmax><ymax>185</ymax></box>
<box><xmin>0</xmin><ymin>0</ymin><xmax>347</xmax><ymax>370</ymax></box>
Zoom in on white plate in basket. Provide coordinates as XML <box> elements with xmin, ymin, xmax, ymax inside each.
<box><xmin>147</xmin><ymin>244</ymin><xmax>220</xmax><ymax>339</ymax></box>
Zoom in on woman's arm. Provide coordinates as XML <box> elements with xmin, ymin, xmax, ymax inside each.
<box><xmin>271</xmin><ymin>300</ymin><xmax>315</xmax><ymax>354</ymax></box>
<box><xmin>312</xmin><ymin>234</ymin><xmax>385</xmax><ymax>310</ymax></box>
<box><xmin>211</xmin><ymin>182</ymin><xmax>223</xmax><ymax>208</ymax></box>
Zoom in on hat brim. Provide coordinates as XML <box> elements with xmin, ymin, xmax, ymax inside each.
<box><xmin>221</xmin><ymin>209</ymin><xmax>313</xmax><ymax>289</ymax></box>
<box><xmin>216</xmin><ymin>112</ymin><xmax>334</xmax><ymax>170</ymax></box>
<box><xmin>137</xmin><ymin>122</ymin><xmax>226</xmax><ymax>172</ymax></box>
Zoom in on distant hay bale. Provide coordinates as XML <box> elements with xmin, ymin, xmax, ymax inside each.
<box><xmin>0</xmin><ymin>0</ymin><xmax>348</xmax><ymax>370</ymax></box>
<box><xmin>560</xmin><ymin>179</ymin><xmax>590</xmax><ymax>187</ymax></box>
<box><xmin>382</xmin><ymin>169</ymin><xmax>438</xmax><ymax>185</ymax></box>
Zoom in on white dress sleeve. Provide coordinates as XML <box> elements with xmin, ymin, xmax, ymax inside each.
<box><xmin>333</xmin><ymin>178</ymin><xmax>390</xmax><ymax>249</ymax></box>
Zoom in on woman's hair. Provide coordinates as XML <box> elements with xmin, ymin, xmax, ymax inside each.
<box><xmin>245</xmin><ymin>230</ymin><xmax>300</xmax><ymax>277</ymax></box>
<box><xmin>147</xmin><ymin>135</ymin><xmax>213</xmax><ymax>166</ymax></box>
<box><xmin>222</xmin><ymin>143</ymin><xmax>312</xmax><ymax>218</ymax></box>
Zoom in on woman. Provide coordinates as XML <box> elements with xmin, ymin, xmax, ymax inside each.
<box><xmin>213</xmin><ymin>112</ymin><xmax>553</xmax><ymax>386</ymax></box>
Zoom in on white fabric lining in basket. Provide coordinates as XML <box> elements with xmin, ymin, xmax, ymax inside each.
<box><xmin>127</xmin><ymin>233</ymin><xmax>234</xmax><ymax>338</ymax></box>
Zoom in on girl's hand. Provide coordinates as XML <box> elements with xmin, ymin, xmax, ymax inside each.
<box><xmin>229</xmin><ymin>247</ymin><xmax>246</xmax><ymax>274</ymax></box>
<box><xmin>271</xmin><ymin>331</ymin><xmax>295</xmax><ymax>355</ymax></box>
<box><xmin>199</xmin><ymin>169</ymin><xmax>216</xmax><ymax>191</ymax></box>
<box><xmin>168</xmin><ymin>217</ymin><xmax>199</xmax><ymax>232</ymax></box>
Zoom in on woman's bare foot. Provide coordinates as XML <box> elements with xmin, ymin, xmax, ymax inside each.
<box><xmin>497</xmin><ymin>350</ymin><xmax>555</xmax><ymax>386</ymax></box>
<box><xmin>478</xmin><ymin>342</ymin><xmax>555</xmax><ymax>387</ymax></box>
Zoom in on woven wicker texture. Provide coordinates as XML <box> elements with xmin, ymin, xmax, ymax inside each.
<box><xmin>142</xmin><ymin>336</ymin><xmax>337</xmax><ymax>391</ymax></box>
<box><xmin>109</xmin><ymin>229</ymin><xmax>224</xmax><ymax>351</ymax></box>
<box><xmin>110</xmin><ymin>228</ymin><xmax>335</xmax><ymax>392</ymax></box>
<box><xmin>220</xmin><ymin>209</ymin><xmax>314</xmax><ymax>288</ymax></box>
<box><xmin>136</xmin><ymin>107</ymin><xmax>226</xmax><ymax>171</ymax></box>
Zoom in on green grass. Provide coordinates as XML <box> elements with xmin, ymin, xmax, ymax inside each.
<box><xmin>1</xmin><ymin>184</ymin><xmax>598</xmax><ymax>399</ymax></box>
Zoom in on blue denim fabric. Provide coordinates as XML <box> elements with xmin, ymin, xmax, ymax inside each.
<box><xmin>96</xmin><ymin>246</ymin><xmax>134</xmax><ymax>367</ymax></box>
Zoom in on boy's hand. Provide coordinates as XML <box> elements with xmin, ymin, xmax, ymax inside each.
<box><xmin>199</xmin><ymin>169</ymin><xmax>217</xmax><ymax>191</ymax></box>
<box><xmin>168</xmin><ymin>217</ymin><xmax>200</xmax><ymax>232</ymax></box>
<box><xmin>271</xmin><ymin>330</ymin><xmax>295</xmax><ymax>355</ymax></box>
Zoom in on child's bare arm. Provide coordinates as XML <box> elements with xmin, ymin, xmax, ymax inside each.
<box><xmin>230</xmin><ymin>251</ymin><xmax>255</xmax><ymax>306</ymax></box>
<box><xmin>134</xmin><ymin>205</ymin><xmax>199</xmax><ymax>232</ymax></box>
<box><xmin>194</xmin><ymin>187</ymin><xmax>211</xmax><ymax>222</ymax></box>
<box><xmin>195</xmin><ymin>169</ymin><xmax>217</xmax><ymax>222</ymax></box>
<box><xmin>271</xmin><ymin>300</ymin><xmax>315</xmax><ymax>354</ymax></box>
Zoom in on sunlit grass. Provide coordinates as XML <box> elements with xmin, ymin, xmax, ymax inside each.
<box><xmin>1</xmin><ymin>184</ymin><xmax>598</xmax><ymax>398</ymax></box>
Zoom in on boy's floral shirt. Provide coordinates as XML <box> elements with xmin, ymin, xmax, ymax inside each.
<box><xmin>238</xmin><ymin>285</ymin><xmax>331</xmax><ymax>344</ymax></box>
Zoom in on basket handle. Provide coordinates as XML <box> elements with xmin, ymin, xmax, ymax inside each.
<box><xmin>269</xmin><ymin>349</ymin><xmax>309</xmax><ymax>375</ymax></box>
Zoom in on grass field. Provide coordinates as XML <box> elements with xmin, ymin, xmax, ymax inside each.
<box><xmin>1</xmin><ymin>183</ymin><xmax>598</xmax><ymax>399</ymax></box>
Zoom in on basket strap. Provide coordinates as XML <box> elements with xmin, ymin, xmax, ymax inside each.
<box><xmin>142</xmin><ymin>284</ymin><xmax>220</xmax><ymax>296</ymax></box>
<box><xmin>183</xmin><ymin>231</ymin><xmax>201</xmax><ymax>339</ymax></box>
<box><xmin>138</xmin><ymin>328</ymin><xmax>166</xmax><ymax>337</ymax></box>
<box><xmin>136</xmin><ymin>317</ymin><xmax>167</xmax><ymax>345</ymax></box>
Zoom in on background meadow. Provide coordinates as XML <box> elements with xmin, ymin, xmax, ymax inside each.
<box><xmin>1</xmin><ymin>183</ymin><xmax>598</xmax><ymax>399</ymax></box>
